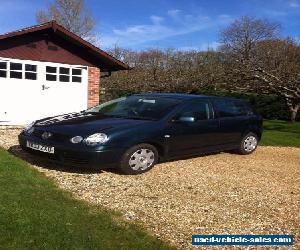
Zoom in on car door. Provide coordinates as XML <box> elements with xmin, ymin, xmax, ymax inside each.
<box><xmin>164</xmin><ymin>99</ymin><xmax>221</xmax><ymax>158</ymax></box>
<box><xmin>212</xmin><ymin>98</ymin><xmax>250</xmax><ymax>145</ymax></box>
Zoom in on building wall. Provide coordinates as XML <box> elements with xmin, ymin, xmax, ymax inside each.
<box><xmin>0</xmin><ymin>32</ymin><xmax>101</xmax><ymax>109</ymax></box>
<box><xmin>0</xmin><ymin>32</ymin><xmax>95</xmax><ymax>66</ymax></box>
<box><xmin>88</xmin><ymin>67</ymin><xmax>100</xmax><ymax>107</ymax></box>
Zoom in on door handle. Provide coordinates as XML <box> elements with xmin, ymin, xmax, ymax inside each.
<box><xmin>42</xmin><ymin>84</ymin><xmax>50</xmax><ymax>90</ymax></box>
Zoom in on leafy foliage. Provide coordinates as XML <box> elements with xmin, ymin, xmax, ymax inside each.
<box><xmin>102</xmin><ymin>16</ymin><xmax>299</xmax><ymax>121</ymax></box>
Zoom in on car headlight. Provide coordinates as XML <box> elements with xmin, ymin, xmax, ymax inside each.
<box><xmin>24</xmin><ymin>121</ymin><xmax>36</xmax><ymax>134</ymax></box>
<box><xmin>85</xmin><ymin>133</ymin><xmax>109</xmax><ymax>146</ymax></box>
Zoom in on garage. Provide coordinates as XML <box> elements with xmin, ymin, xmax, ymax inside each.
<box><xmin>0</xmin><ymin>21</ymin><xmax>129</xmax><ymax>125</ymax></box>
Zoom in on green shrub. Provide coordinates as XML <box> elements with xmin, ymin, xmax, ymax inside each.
<box><xmin>100</xmin><ymin>88</ymin><xmax>297</xmax><ymax>121</ymax></box>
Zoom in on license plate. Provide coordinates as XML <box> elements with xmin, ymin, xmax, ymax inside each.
<box><xmin>26</xmin><ymin>141</ymin><xmax>55</xmax><ymax>154</ymax></box>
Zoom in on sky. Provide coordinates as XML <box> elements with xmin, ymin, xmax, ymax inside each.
<box><xmin>0</xmin><ymin>0</ymin><xmax>299</xmax><ymax>51</ymax></box>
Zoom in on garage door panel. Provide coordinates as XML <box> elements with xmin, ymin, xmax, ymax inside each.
<box><xmin>0</xmin><ymin>58</ymin><xmax>88</xmax><ymax>125</ymax></box>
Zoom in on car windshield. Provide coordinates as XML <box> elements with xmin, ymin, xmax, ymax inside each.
<box><xmin>86</xmin><ymin>95</ymin><xmax>181</xmax><ymax>120</ymax></box>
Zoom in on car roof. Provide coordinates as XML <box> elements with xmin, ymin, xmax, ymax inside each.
<box><xmin>132</xmin><ymin>92</ymin><xmax>243</xmax><ymax>101</ymax></box>
<box><xmin>133</xmin><ymin>93</ymin><xmax>208</xmax><ymax>100</ymax></box>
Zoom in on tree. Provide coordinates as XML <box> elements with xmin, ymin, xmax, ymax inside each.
<box><xmin>36</xmin><ymin>0</ymin><xmax>95</xmax><ymax>42</ymax></box>
<box><xmin>102</xmin><ymin>48</ymin><xmax>225</xmax><ymax>95</ymax></box>
<box><xmin>220</xmin><ymin>16</ymin><xmax>279</xmax><ymax>60</ymax></box>
<box><xmin>252</xmin><ymin>39</ymin><xmax>300</xmax><ymax>122</ymax></box>
<box><xmin>220</xmin><ymin>16</ymin><xmax>300</xmax><ymax>122</ymax></box>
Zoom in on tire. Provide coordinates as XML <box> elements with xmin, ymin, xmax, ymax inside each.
<box><xmin>119</xmin><ymin>144</ymin><xmax>159</xmax><ymax>175</ymax></box>
<box><xmin>236</xmin><ymin>132</ymin><xmax>258</xmax><ymax>155</ymax></box>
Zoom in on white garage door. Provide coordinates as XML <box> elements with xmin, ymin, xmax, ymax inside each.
<box><xmin>0</xmin><ymin>57</ymin><xmax>88</xmax><ymax>125</ymax></box>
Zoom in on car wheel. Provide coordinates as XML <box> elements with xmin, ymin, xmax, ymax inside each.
<box><xmin>237</xmin><ymin>132</ymin><xmax>258</xmax><ymax>155</ymax></box>
<box><xmin>119</xmin><ymin>144</ymin><xmax>158</xmax><ymax>175</ymax></box>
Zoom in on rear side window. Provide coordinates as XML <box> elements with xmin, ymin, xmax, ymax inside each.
<box><xmin>213</xmin><ymin>99</ymin><xmax>253</xmax><ymax>118</ymax></box>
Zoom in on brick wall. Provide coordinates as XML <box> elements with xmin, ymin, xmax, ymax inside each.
<box><xmin>88</xmin><ymin>67</ymin><xmax>100</xmax><ymax>107</ymax></box>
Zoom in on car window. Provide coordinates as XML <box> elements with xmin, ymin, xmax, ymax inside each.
<box><xmin>86</xmin><ymin>96</ymin><xmax>182</xmax><ymax>120</ymax></box>
<box><xmin>213</xmin><ymin>99</ymin><xmax>252</xmax><ymax>117</ymax></box>
<box><xmin>176</xmin><ymin>101</ymin><xmax>212</xmax><ymax>121</ymax></box>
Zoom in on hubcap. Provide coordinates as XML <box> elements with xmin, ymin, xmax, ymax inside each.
<box><xmin>244</xmin><ymin>136</ymin><xmax>257</xmax><ymax>152</ymax></box>
<box><xmin>129</xmin><ymin>148</ymin><xmax>155</xmax><ymax>171</ymax></box>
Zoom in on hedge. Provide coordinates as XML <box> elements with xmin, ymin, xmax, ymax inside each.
<box><xmin>100</xmin><ymin>88</ymin><xmax>298</xmax><ymax>121</ymax></box>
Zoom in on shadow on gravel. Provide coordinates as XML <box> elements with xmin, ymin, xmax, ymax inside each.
<box><xmin>8</xmin><ymin>144</ymin><xmax>232</xmax><ymax>175</ymax></box>
<box><xmin>7</xmin><ymin>145</ymin><xmax>120</xmax><ymax>175</ymax></box>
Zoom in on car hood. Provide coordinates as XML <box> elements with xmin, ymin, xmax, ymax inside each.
<box><xmin>33</xmin><ymin>112</ymin><xmax>154</xmax><ymax>135</ymax></box>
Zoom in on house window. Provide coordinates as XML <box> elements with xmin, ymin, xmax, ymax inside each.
<box><xmin>48</xmin><ymin>45</ymin><xmax>58</xmax><ymax>51</ymax></box>
<box><xmin>25</xmin><ymin>64</ymin><xmax>37</xmax><ymax>80</ymax></box>
<box><xmin>46</xmin><ymin>65</ymin><xmax>83</xmax><ymax>83</ymax></box>
<box><xmin>0</xmin><ymin>61</ymin><xmax>7</xmax><ymax>78</ymax></box>
<box><xmin>26</xmin><ymin>43</ymin><xmax>37</xmax><ymax>49</ymax></box>
<box><xmin>0</xmin><ymin>61</ymin><xmax>37</xmax><ymax>80</ymax></box>
<box><xmin>72</xmin><ymin>68</ymin><xmax>82</xmax><ymax>83</ymax></box>
<box><xmin>59</xmin><ymin>67</ymin><xmax>70</xmax><ymax>82</ymax></box>
<box><xmin>10</xmin><ymin>62</ymin><xmax>22</xmax><ymax>79</ymax></box>
<box><xmin>46</xmin><ymin>66</ymin><xmax>57</xmax><ymax>81</ymax></box>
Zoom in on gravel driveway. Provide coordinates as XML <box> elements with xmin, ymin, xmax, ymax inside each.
<box><xmin>1</xmin><ymin>128</ymin><xmax>299</xmax><ymax>249</ymax></box>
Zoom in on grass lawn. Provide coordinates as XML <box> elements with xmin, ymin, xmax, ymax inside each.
<box><xmin>260</xmin><ymin>120</ymin><xmax>300</xmax><ymax>147</ymax></box>
<box><xmin>0</xmin><ymin>148</ymin><xmax>174</xmax><ymax>250</ymax></box>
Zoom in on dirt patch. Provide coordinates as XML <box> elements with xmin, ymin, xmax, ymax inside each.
<box><xmin>1</xmin><ymin>128</ymin><xmax>299</xmax><ymax>249</ymax></box>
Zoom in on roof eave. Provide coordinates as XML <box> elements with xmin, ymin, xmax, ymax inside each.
<box><xmin>0</xmin><ymin>21</ymin><xmax>129</xmax><ymax>71</ymax></box>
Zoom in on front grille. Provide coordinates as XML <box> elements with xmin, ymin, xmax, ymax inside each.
<box><xmin>32</xmin><ymin>129</ymin><xmax>43</xmax><ymax>138</ymax></box>
<box><xmin>32</xmin><ymin>129</ymin><xmax>70</xmax><ymax>143</ymax></box>
<box><xmin>24</xmin><ymin>147</ymin><xmax>89</xmax><ymax>165</ymax></box>
<box><xmin>25</xmin><ymin>147</ymin><xmax>60</xmax><ymax>161</ymax></box>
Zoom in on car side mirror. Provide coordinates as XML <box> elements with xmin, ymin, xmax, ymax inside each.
<box><xmin>178</xmin><ymin>116</ymin><xmax>196</xmax><ymax>122</ymax></box>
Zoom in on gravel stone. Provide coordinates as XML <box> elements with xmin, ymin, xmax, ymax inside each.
<box><xmin>1</xmin><ymin>128</ymin><xmax>299</xmax><ymax>249</ymax></box>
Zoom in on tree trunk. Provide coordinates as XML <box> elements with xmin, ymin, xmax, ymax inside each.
<box><xmin>290</xmin><ymin>104</ymin><xmax>299</xmax><ymax>123</ymax></box>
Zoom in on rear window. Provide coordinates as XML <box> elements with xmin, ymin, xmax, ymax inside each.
<box><xmin>213</xmin><ymin>99</ymin><xmax>254</xmax><ymax>118</ymax></box>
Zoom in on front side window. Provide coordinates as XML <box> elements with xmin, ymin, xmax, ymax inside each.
<box><xmin>175</xmin><ymin>101</ymin><xmax>212</xmax><ymax>121</ymax></box>
<box><xmin>86</xmin><ymin>96</ymin><xmax>182</xmax><ymax>120</ymax></box>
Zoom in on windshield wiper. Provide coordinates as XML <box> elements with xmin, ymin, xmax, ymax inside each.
<box><xmin>125</xmin><ymin>116</ymin><xmax>156</xmax><ymax>121</ymax></box>
<box><xmin>108</xmin><ymin>114</ymin><xmax>156</xmax><ymax>121</ymax></box>
<box><xmin>83</xmin><ymin>112</ymin><xmax>156</xmax><ymax>121</ymax></box>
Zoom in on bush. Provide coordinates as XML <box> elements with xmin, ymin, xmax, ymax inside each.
<box><xmin>195</xmin><ymin>89</ymin><xmax>293</xmax><ymax>121</ymax></box>
<box><xmin>100</xmin><ymin>88</ymin><xmax>297</xmax><ymax>121</ymax></box>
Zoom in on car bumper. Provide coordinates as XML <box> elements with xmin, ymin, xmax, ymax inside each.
<box><xmin>18</xmin><ymin>133</ymin><xmax>124</xmax><ymax>169</ymax></box>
